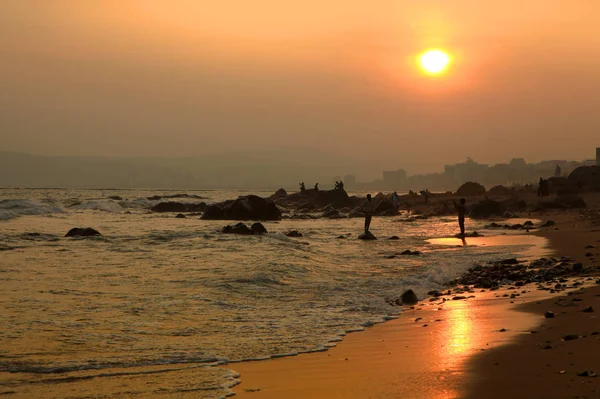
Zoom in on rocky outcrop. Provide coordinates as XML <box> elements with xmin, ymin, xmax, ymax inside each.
<box><xmin>151</xmin><ymin>202</ymin><xmax>207</xmax><ymax>213</ymax></box>
<box><xmin>469</xmin><ymin>199</ymin><xmax>506</xmax><ymax>219</ymax></box>
<box><xmin>487</xmin><ymin>185</ymin><xmax>511</xmax><ymax>196</ymax></box>
<box><xmin>201</xmin><ymin>195</ymin><xmax>281</xmax><ymax>221</ymax></box>
<box><xmin>457</xmin><ymin>182</ymin><xmax>486</xmax><ymax>197</ymax></box>
<box><xmin>65</xmin><ymin>227</ymin><xmax>101</xmax><ymax>237</ymax></box>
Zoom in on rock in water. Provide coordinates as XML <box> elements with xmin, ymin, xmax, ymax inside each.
<box><xmin>65</xmin><ymin>228</ymin><xmax>101</xmax><ymax>237</ymax></box>
<box><xmin>285</xmin><ymin>230</ymin><xmax>303</xmax><ymax>238</ymax></box>
<box><xmin>544</xmin><ymin>311</ymin><xmax>555</xmax><ymax>318</ymax></box>
<box><xmin>201</xmin><ymin>195</ymin><xmax>281</xmax><ymax>221</ymax></box>
<box><xmin>251</xmin><ymin>223</ymin><xmax>268</xmax><ymax>235</ymax></box>
<box><xmin>358</xmin><ymin>231</ymin><xmax>377</xmax><ymax>240</ymax></box>
<box><xmin>401</xmin><ymin>289</ymin><xmax>419</xmax><ymax>305</ymax></box>
<box><xmin>176</xmin><ymin>213</ymin><xmax>186</xmax><ymax>219</ymax></box>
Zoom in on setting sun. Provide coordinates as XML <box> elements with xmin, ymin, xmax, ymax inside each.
<box><xmin>419</xmin><ymin>49</ymin><xmax>451</xmax><ymax>75</ymax></box>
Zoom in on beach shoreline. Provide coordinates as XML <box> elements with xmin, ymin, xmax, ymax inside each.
<box><xmin>231</xmin><ymin>207</ymin><xmax>600</xmax><ymax>398</ymax></box>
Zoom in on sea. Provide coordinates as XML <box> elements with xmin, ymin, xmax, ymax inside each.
<box><xmin>0</xmin><ymin>188</ymin><xmax>541</xmax><ymax>398</ymax></box>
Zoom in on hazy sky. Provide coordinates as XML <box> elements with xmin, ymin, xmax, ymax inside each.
<box><xmin>1</xmin><ymin>1</ymin><xmax>599</xmax><ymax>173</ymax></box>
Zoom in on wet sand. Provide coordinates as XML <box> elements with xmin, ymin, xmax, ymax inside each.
<box><xmin>233</xmin><ymin>205</ymin><xmax>600</xmax><ymax>398</ymax></box>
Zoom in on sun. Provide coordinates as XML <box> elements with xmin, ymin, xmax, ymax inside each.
<box><xmin>419</xmin><ymin>49</ymin><xmax>451</xmax><ymax>75</ymax></box>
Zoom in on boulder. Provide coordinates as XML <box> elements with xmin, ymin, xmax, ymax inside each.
<box><xmin>358</xmin><ymin>231</ymin><xmax>377</xmax><ymax>240</ymax></box>
<box><xmin>108</xmin><ymin>195</ymin><xmax>123</xmax><ymax>201</ymax></box>
<box><xmin>457</xmin><ymin>182</ymin><xmax>486</xmax><ymax>197</ymax></box>
<box><xmin>388</xmin><ymin>236</ymin><xmax>400</xmax><ymax>240</ymax></box>
<box><xmin>151</xmin><ymin>202</ymin><xmax>207</xmax><ymax>213</ymax></box>
<box><xmin>176</xmin><ymin>213</ymin><xmax>186</xmax><ymax>219</ymax></box>
<box><xmin>65</xmin><ymin>227</ymin><xmax>101</xmax><ymax>237</ymax></box>
<box><xmin>400</xmin><ymin>289</ymin><xmax>419</xmax><ymax>305</ymax></box>
<box><xmin>488</xmin><ymin>185</ymin><xmax>511</xmax><ymax>196</ymax></box>
<box><xmin>250</xmin><ymin>222</ymin><xmax>268</xmax><ymax>235</ymax></box>
<box><xmin>540</xmin><ymin>220</ymin><xmax>555</xmax><ymax>228</ymax></box>
<box><xmin>400</xmin><ymin>250</ymin><xmax>421</xmax><ymax>256</ymax></box>
<box><xmin>201</xmin><ymin>195</ymin><xmax>281</xmax><ymax>221</ymax></box>
<box><xmin>322</xmin><ymin>206</ymin><xmax>342</xmax><ymax>219</ymax></box>
<box><xmin>469</xmin><ymin>199</ymin><xmax>506</xmax><ymax>219</ymax></box>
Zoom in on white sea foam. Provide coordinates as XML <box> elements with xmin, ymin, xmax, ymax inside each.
<box><xmin>0</xmin><ymin>199</ymin><xmax>64</xmax><ymax>220</ymax></box>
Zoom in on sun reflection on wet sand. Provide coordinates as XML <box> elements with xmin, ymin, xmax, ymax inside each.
<box><xmin>233</xmin><ymin>290</ymin><xmax>545</xmax><ymax>399</ymax></box>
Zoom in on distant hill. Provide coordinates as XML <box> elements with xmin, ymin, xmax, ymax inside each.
<box><xmin>0</xmin><ymin>149</ymin><xmax>385</xmax><ymax>189</ymax></box>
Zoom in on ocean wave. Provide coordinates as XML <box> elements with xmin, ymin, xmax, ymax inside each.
<box><xmin>0</xmin><ymin>199</ymin><xmax>65</xmax><ymax>221</ymax></box>
<box><xmin>68</xmin><ymin>200</ymin><xmax>125</xmax><ymax>212</ymax></box>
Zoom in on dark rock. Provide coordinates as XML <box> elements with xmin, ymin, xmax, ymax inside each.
<box><xmin>582</xmin><ymin>306</ymin><xmax>594</xmax><ymax>313</ymax></box>
<box><xmin>523</xmin><ymin>220</ymin><xmax>534</xmax><ymax>227</ymax></box>
<box><xmin>544</xmin><ymin>311</ymin><xmax>555</xmax><ymax>318</ymax></box>
<box><xmin>563</xmin><ymin>334</ymin><xmax>579</xmax><ymax>341</ymax></box>
<box><xmin>400</xmin><ymin>289</ymin><xmax>419</xmax><ymax>305</ymax></box>
<box><xmin>457</xmin><ymin>182</ymin><xmax>486</xmax><ymax>197</ymax></box>
<box><xmin>585</xmin><ymin>252</ymin><xmax>593</xmax><ymax>257</ymax></box>
<box><xmin>452</xmin><ymin>296</ymin><xmax>467</xmax><ymax>300</ymax></box>
<box><xmin>337</xmin><ymin>235</ymin><xmax>347</xmax><ymax>239</ymax></box>
<box><xmin>285</xmin><ymin>230</ymin><xmax>303</xmax><ymax>238</ymax></box>
<box><xmin>202</xmin><ymin>195</ymin><xmax>281</xmax><ymax>221</ymax></box>
<box><xmin>585</xmin><ymin>244</ymin><xmax>596</xmax><ymax>249</ymax></box>
<box><xmin>108</xmin><ymin>195</ymin><xmax>123</xmax><ymax>201</ymax></box>
<box><xmin>388</xmin><ymin>236</ymin><xmax>400</xmax><ymax>240</ymax></box>
<box><xmin>176</xmin><ymin>213</ymin><xmax>186</xmax><ymax>219</ymax></box>
<box><xmin>501</xmin><ymin>258</ymin><xmax>519</xmax><ymax>265</ymax></box>
<box><xmin>358</xmin><ymin>231</ymin><xmax>377</xmax><ymax>240</ymax></box>
<box><xmin>540</xmin><ymin>220</ymin><xmax>556</xmax><ymax>228</ymax></box>
<box><xmin>568</xmin><ymin>166</ymin><xmax>600</xmax><ymax>190</ymax></box>
<box><xmin>65</xmin><ymin>228</ymin><xmax>101</xmax><ymax>237</ymax></box>
<box><xmin>543</xmin><ymin>344</ymin><xmax>553</xmax><ymax>349</ymax></box>
<box><xmin>488</xmin><ymin>185</ymin><xmax>511</xmax><ymax>196</ymax></box>
<box><xmin>322</xmin><ymin>206</ymin><xmax>342</xmax><ymax>219</ymax></box>
<box><xmin>250</xmin><ymin>223</ymin><xmax>268</xmax><ymax>235</ymax></box>
<box><xmin>151</xmin><ymin>202</ymin><xmax>207</xmax><ymax>213</ymax></box>
<box><xmin>469</xmin><ymin>199</ymin><xmax>506</xmax><ymax>219</ymax></box>
<box><xmin>573</xmin><ymin>263</ymin><xmax>584</xmax><ymax>272</ymax></box>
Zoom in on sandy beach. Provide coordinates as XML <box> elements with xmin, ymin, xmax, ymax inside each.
<box><xmin>233</xmin><ymin>197</ymin><xmax>600</xmax><ymax>398</ymax></box>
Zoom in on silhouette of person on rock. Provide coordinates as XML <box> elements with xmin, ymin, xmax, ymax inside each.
<box><xmin>363</xmin><ymin>194</ymin><xmax>374</xmax><ymax>234</ymax></box>
<box><xmin>299</xmin><ymin>182</ymin><xmax>305</xmax><ymax>192</ymax></box>
<box><xmin>314</xmin><ymin>183</ymin><xmax>319</xmax><ymax>191</ymax></box>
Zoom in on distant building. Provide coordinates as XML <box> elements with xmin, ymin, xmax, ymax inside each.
<box><xmin>382</xmin><ymin>169</ymin><xmax>407</xmax><ymax>189</ymax></box>
<box><xmin>597</xmin><ymin>147</ymin><xmax>600</xmax><ymax>166</ymax></box>
<box><xmin>343</xmin><ymin>175</ymin><xmax>356</xmax><ymax>187</ymax></box>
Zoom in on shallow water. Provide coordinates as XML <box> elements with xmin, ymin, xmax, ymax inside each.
<box><xmin>0</xmin><ymin>188</ymin><xmax>541</xmax><ymax>398</ymax></box>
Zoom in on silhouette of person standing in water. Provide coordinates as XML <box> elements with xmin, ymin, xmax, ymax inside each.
<box><xmin>363</xmin><ymin>194</ymin><xmax>374</xmax><ymax>234</ymax></box>
<box><xmin>453</xmin><ymin>198</ymin><xmax>466</xmax><ymax>237</ymax></box>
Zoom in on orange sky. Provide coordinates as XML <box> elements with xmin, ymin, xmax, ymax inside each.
<box><xmin>1</xmin><ymin>1</ymin><xmax>599</xmax><ymax>173</ymax></box>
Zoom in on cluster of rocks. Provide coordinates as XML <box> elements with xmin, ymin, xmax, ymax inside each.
<box><xmin>221</xmin><ymin>222</ymin><xmax>268</xmax><ymax>235</ymax></box>
<box><xmin>447</xmin><ymin>257</ymin><xmax>595</xmax><ymax>291</ymax></box>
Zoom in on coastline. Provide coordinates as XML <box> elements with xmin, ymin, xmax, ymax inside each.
<box><xmin>231</xmin><ymin>208</ymin><xmax>600</xmax><ymax>398</ymax></box>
